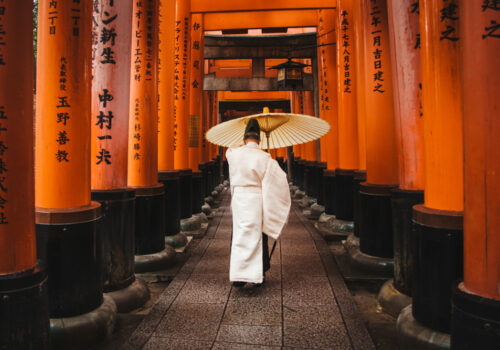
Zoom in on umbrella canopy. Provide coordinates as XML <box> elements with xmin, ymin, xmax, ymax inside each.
<box><xmin>206</xmin><ymin>112</ymin><xmax>330</xmax><ymax>150</ymax></box>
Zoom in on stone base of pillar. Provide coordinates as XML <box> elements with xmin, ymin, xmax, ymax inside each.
<box><xmin>391</xmin><ymin>189</ymin><xmax>424</xmax><ymax>298</ymax></box>
<box><xmin>343</xmin><ymin>234</ymin><xmax>394</xmax><ymax>276</ymax></box>
<box><xmin>293</xmin><ymin>189</ymin><xmax>305</xmax><ymax>200</ymax></box>
<box><xmin>412</xmin><ymin>205</ymin><xmax>463</xmax><ymax>333</ymax></box>
<box><xmin>298</xmin><ymin>195</ymin><xmax>316</xmax><ymax>209</ymax></box>
<box><xmin>91</xmin><ymin>189</ymin><xmax>139</xmax><ymax>309</ymax></box>
<box><xmin>323</xmin><ymin>170</ymin><xmax>336</xmax><ymax>216</ymax></box>
<box><xmin>165</xmin><ymin>233</ymin><xmax>188</xmax><ymax>249</ymax></box>
<box><xmin>378</xmin><ymin>279</ymin><xmax>412</xmax><ymax>318</ymax></box>
<box><xmin>315</xmin><ymin>213</ymin><xmax>353</xmax><ymax>241</ymax></box>
<box><xmin>134</xmin><ymin>185</ymin><xmax>166</xmax><ymax>256</ymax></box>
<box><xmin>50</xmin><ymin>295</ymin><xmax>117</xmax><ymax>350</ymax></box>
<box><xmin>202</xmin><ymin>202</ymin><xmax>212</xmax><ymax>217</ymax></box>
<box><xmin>359</xmin><ymin>182</ymin><xmax>398</xmax><ymax>259</ymax></box>
<box><xmin>105</xmin><ymin>278</ymin><xmax>149</xmax><ymax>313</ymax></box>
<box><xmin>451</xmin><ymin>283</ymin><xmax>500</xmax><ymax>350</ymax></box>
<box><xmin>180</xmin><ymin>214</ymin><xmax>202</xmax><ymax>236</ymax></box>
<box><xmin>353</xmin><ymin>170</ymin><xmax>367</xmax><ymax>238</ymax></box>
<box><xmin>134</xmin><ymin>245</ymin><xmax>176</xmax><ymax>273</ymax></box>
<box><xmin>205</xmin><ymin>196</ymin><xmax>215</xmax><ymax>206</ymax></box>
<box><xmin>36</xmin><ymin>203</ymin><xmax>104</xmax><ymax>318</ymax></box>
<box><xmin>188</xmin><ymin>212</ymin><xmax>209</xmax><ymax>238</ymax></box>
<box><xmin>0</xmin><ymin>264</ymin><xmax>49</xmax><ymax>350</ymax></box>
<box><xmin>158</xmin><ymin>171</ymin><xmax>181</xmax><ymax>238</ymax></box>
<box><xmin>307</xmin><ymin>203</ymin><xmax>325</xmax><ymax>220</ymax></box>
<box><xmin>335</xmin><ymin>169</ymin><xmax>356</xmax><ymax>221</ymax></box>
<box><xmin>397</xmin><ymin>305</ymin><xmax>450</xmax><ymax>350</ymax></box>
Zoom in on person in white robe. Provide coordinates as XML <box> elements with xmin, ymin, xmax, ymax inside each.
<box><xmin>226</xmin><ymin>119</ymin><xmax>291</xmax><ymax>286</ymax></box>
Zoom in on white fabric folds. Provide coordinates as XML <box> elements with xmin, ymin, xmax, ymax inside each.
<box><xmin>226</xmin><ymin>144</ymin><xmax>291</xmax><ymax>283</ymax></box>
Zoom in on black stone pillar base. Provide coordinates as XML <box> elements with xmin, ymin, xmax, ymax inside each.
<box><xmin>296</xmin><ymin>159</ymin><xmax>305</xmax><ymax>190</ymax></box>
<box><xmin>133</xmin><ymin>184</ymin><xmax>166</xmax><ymax>256</ymax></box>
<box><xmin>451</xmin><ymin>282</ymin><xmax>500</xmax><ymax>350</ymax></box>
<box><xmin>0</xmin><ymin>264</ymin><xmax>49</xmax><ymax>350</ymax></box>
<box><xmin>105</xmin><ymin>277</ymin><xmax>149</xmax><ymax>313</ymax></box>
<box><xmin>335</xmin><ymin>169</ymin><xmax>356</xmax><ymax>221</ymax></box>
<box><xmin>158</xmin><ymin>170</ymin><xmax>181</xmax><ymax>237</ymax></box>
<box><xmin>345</xmin><ymin>240</ymin><xmax>394</xmax><ymax>276</ymax></box>
<box><xmin>192</xmin><ymin>171</ymin><xmax>203</xmax><ymax>215</ymax></box>
<box><xmin>91</xmin><ymin>189</ymin><xmax>140</xmax><ymax>304</ymax></box>
<box><xmin>391</xmin><ymin>188</ymin><xmax>424</xmax><ymax>297</ymax></box>
<box><xmin>36</xmin><ymin>203</ymin><xmax>104</xmax><ymax>318</ymax></box>
<box><xmin>412</xmin><ymin>205</ymin><xmax>463</xmax><ymax>333</ymax></box>
<box><xmin>323</xmin><ymin>169</ymin><xmax>336</xmax><ymax>216</ymax></box>
<box><xmin>35</xmin><ymin>203</ymin><xmax>117</xmax><ymax>348</ymax></box>
<box><xmin>180</xmin><ymin>215</ymin><xmax>203</xmax><ymax>237</ymax></box>
<box><xmin>359</xmin><ymin>182</ymin><xmax>398</xmax><ymax>258</ymax></box>
<box><xmin>50</xmin><ymin>295</ymin><xmax>116</xmax><ymax>350</ymax></box>
<box><xmin>353</xmin><ymin>170</ymin><xmax>367</xmax><ymax>238</ymax></box>
<box><xmin>378</xmin><ymin>279</ymin><xmax>412</xmax><ymax>318</ymax></box>
<box><xmin>134</xmin><ymin>245</ymin><xmax>176</xmax><ymax>273</ymax></box>
<box><xmin>315</xmin><ymin>213</ymin><xmax>353</xmax><ymax>241</ymax></box>
<box><xmin>307</xmin><ymin>203</ymin><xmax>325</xmax><ymax>220</ymax></box>
<box><xmin>316</xmin><ymin>162</ymin><xmax>327</xmax><ymax>206</ymax></box>
<box><xmin>179</xmin><ymin>169</ymin><xmax>193</xmax><ymax>220</ymax></box>
<box><xmin>165</xmin><ymin>232</ymin><xmax>188</xmax><ymax>249</ymax></box>
<box><xmin>397</xmin><ymin>305</ymin><xmax>450</xmax><ymax>350</ymax></box>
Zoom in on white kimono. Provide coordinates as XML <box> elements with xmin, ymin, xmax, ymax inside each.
<box><xmin>226</xmin><ymin>143</ymin><xmax>291</xmax><ymax>283</ymax></box>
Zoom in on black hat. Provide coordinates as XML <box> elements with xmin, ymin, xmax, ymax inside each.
<box><xmin>244</xmin><ymin>118</ymin><xmax>261</xmax><ymax>141</ymax></box>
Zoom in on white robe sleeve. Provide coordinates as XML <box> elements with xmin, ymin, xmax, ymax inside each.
<box><xmin>262</xmin><ymin>158</ymin><xmax>291</xmax><ymax>240</ymax></box>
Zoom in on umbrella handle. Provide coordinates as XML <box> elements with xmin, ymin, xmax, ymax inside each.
<box><xmin>265</xmin><ymin>131</ymin><xmax>270</xmax><ymax>153</ymax></box>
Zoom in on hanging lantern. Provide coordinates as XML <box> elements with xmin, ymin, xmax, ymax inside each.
<box><xmin>269</xmin><ymin>58</ymin><xmax>308</xmax><ymax>90</ymax></box>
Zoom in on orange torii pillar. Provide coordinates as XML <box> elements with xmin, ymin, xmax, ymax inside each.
<box><xmin>34</xmin><ymin>0</ymin><xmax>116</xmax><ymax>346</ymax></box>
<box><xmin>352</xmin><ymin>0</ymin><xmax>368</xmax><ymax>238</ymax></box>
<box><xmin>377</xmin><ymin>0</ymin><xmax>424</xmax><ymax>317</ymax></box>
<box><xmin>0</xmin><ymin>2</ymin><xmax>49</xmax><ymax>348</ymax></box>
<box><xmin>398</xmin><ymin>0</ymin><xmax>464</xmax><ymax>342</ymax></box>
<box><xmin>302</xmin><ymin>90</ymin><xmax>322</xmax><ymax>203</ymax></box>
<box><xmin>335</xmin><ymin>0</ymin><xmax>360</xmax><ymax>224</ymax></box>
<box><xmin>174</xmin><ymin>0</ymin><xmax>200</xmax><ymax>234</ymax></box>
<box><xmin>198</xmin><ymin>91</ymin><xmax>212</xmax><ymax>213</ymax></box>
<box><xmin>91</xmin><ymin>0</ymin><xmax>149</xmax><ymax>313</ymax></box>
<box><xmin>158</xmin><ymin>0</ymin><xmax>185</xmax><ymax>249</ymax></box>
<box><xmin>355</xmin><ymin>0</ymin><xmax>399</xmax><ymax>269</ymax></box>
<box><xmin>451</xmin><ymin>3</ymin><xmax>500</xmax><ymax>349</ymax></box>
<box><xmin>188</xmin><ymin>13</ymin><xmax>207</xmax><ymax>227</ymax></box>
<box><xmin>317</xmin><ymin>9</ymin><xmax>340</xmax><ymax>219</ymax></box>
<box><xmin>128</xmin><ymin>0</ymin><xmax>174</xmax><ymax>273</ymax></box>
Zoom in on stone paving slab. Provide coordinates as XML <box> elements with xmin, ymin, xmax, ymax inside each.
<box><xmin>125</xmin><ymin>191</ymin><xmax>376</xmax><ymax>350</ymax></box>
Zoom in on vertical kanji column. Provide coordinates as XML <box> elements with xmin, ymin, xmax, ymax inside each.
<box><xmin>128</xmin><ymin>0</ymin><xmax>174</xmax><ymax>273</ymax></box>
<box><xmin>450</xmin><ymin>2</ymin><xmax>500</xmax><ymax>349</ymax></box>
<box><xmin>174</xmin><ymin>0</ymin><xmax>198</xmax><ymax>234</ymax></box>
<box><xmin>188</xmin><ymin>13</ymin><xmax>206</xmax><ymax>228</ymax></box>
<box><xmin>158</xmin><ymin>0</ymin><xmax>185</xmax><ymax>249</ymax></box>
<box><xmin>317</xmin><ymin>9</ymin><xmax>340</xmax><ymax>219</ymax></box>
<box><xmin>356</xmin><ymin>0</ymin><xmax>399</xmax><ymax>271</ymax></box>
<box><xmin>91</xmin><ymin>0</ymin><xmax>149</xmax><ymax>313</ymax></box>
<box><xmin>335</xmin><ymin>0</ymin><xmax>360</xmax><ymax>224</ymax></box>
<box><xmin>35</xmin><ymin>0</ymin><xmax>116</xmax><ymax>346</ymax></box>
<box><xmin>398</xmin><ymin>0</ymin><xmax>464</xmax><ymax>343</ymax></box>
<box><xmin>352</xmin><ymin>0</ymin><xmax>368</xmax><ymax>239</ymax></box>
<box><xmin>303</xmin><ymin>90</ymin><xmax>319</xmax><ymax>200</ymax></box>
<box><xmin>378</xmin><ymin>0</ymin><xmax>424</xmax><ymax>318</ymax></box>
<box><xmin>0</xmin><ymin>2</ymin><xmax>49</xmax><ymax>348</ymax></box>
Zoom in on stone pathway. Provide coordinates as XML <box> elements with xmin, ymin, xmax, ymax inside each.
<box><xmin>123</xmin><ymin>191</ymin><xmax>376</xmax><ymax>350</ymax></box>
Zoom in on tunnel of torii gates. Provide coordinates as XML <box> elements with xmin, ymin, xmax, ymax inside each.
<box><xmin>0</xmin><ymin>0</ymin><xmax>498</xmax><ymax>349</ymax></box>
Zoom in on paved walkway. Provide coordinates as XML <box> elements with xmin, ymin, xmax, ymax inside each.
<box><xmin>123</xmin><ymin>191</ymin><xmax>376</xmax><ymax>350</ymax></box>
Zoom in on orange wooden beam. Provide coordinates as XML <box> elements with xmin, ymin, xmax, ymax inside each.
<box><xmin>191</xmin><ymin>0</ymin><xmax>335</xmax><ymax>13</ymax></box>
<box><xmin>461</xmin><ymin>0</ymin><xmax>500</xmax><ymax>301</ymax></box>
<box><xmin>158</xmin><ymin>0</ymin><xmax>176</xmax><ymax>171</ymax></box>
<box><xmin>203</xmin><ymin>10</ymin><xmax>319</xmax><ymax>30</ymax></box>
<box><xmin>387</xmin><ymin>0</ymin><xmax>424</xmax><ymax>191</ymax></box>
<box><xmin>92</xmin><ymin>0</ymin><xmax>132</xmax><ymax>190</ymax></box>
<box><xmin>0</xmin><ymin>0</ymin><xmax>37</xmax><ymax>274</ymax></box>
<box><xmin>218</xmin><ymin>91</ymin><xmax>289</xmax><ymax>100</ymax></box>
<box><xmin>127</xmin><ymin>0</ymin><xmax>160</xmax><ymax>188</ymax></box>
<box><xmin>173</xmin><ymin>0</ymin><xmax>191</xmax><ymax>169</ymax></box>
